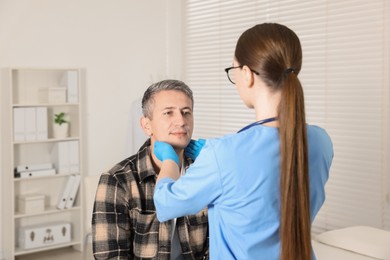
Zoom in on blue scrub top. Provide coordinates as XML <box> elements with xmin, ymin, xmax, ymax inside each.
<box><xmin>154</xmin><ymin>124</ymin><xmax>333</xmax><ymax>260</ymax></box>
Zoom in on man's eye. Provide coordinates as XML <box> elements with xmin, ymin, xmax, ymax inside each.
<box><xmin>163</xmin><ymin>111</ymin><xmax>172</xmax><ymax>116</ymax></box>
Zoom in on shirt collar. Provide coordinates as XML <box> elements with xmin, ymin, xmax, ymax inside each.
<box><xmin>136</xmin><ymin>139</ymin><xmax>156</xmax><ymax>182</ymax></box>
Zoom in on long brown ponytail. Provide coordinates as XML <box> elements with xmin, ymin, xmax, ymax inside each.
<box><xmin>235</xmin><ymin>23</ymin><xmax>311</xmax><ymax>260</ymax></box>
<box><xmin>278</xmin><ymin>71</ymin><xmax>310</xmax><ymax>260</ymax></box>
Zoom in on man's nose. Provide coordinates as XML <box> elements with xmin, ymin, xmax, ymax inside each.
<box><xmin>173</xmin><ymin>113</ymin><xmax>186</xmax><ymax>125</ymax></box>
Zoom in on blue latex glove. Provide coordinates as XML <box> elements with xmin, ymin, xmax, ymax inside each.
<box><xmin>184</xmin><ymin>139</ymin><xmax>206</xmax><ymax>160</ymax></box>
<box><xmin>154</xmin><ymin>141</ymin><xmax>179</xmax><ymax>166</ymax></box>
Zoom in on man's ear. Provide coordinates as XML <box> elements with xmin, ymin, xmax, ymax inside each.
<box><xmin>140</xmin><ymin>116</ymin><xmax>153</xmax><ymax>136</ymax></box>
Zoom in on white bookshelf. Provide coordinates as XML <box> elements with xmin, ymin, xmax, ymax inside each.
<box><xmin>1</xmin><ymin>68</ymin><xmax>84</xmax><ymax>259</ymax></box>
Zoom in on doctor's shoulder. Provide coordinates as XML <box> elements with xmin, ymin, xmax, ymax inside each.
<box><xmin>307</xmin><ymin>124</ymin><xmax>334</xmax><ymax>158</ymax></box>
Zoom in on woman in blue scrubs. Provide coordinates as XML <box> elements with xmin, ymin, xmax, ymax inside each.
<box><xmin>153</xmin><ymin>23</ymin><xmax>333</xmax><ymax>260</ymax></box>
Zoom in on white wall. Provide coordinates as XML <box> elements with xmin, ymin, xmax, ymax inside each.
<box><xmin>0</xmin><ymin>0</ymin><xmax>183</xmax><ymax>255</ymax></box>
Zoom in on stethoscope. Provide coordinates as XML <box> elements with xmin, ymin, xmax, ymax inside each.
<box><xmin>237</xmin><ymin>117</ymin><xmax>277</xmax><ymax>133</ymax></box>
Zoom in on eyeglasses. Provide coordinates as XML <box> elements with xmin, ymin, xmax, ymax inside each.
<box><xmin>224</xmin><ymin>66</ymin><xmax>260</xmax><ymax>84</ymax></box>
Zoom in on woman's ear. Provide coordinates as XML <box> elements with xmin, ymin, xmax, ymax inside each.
<box><xmin>140</xmin><ymin>117</ymin><xmax>153</xmax><ymax>136</ymax></box>
<box><xmin>242</xmin><ymin>65</ymin><xmax>254</xmax><ymax>87</ymax></box>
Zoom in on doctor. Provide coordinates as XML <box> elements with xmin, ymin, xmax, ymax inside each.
<box><xmin>153</xmin><ymin>23</ymin><xmax>333</xmax><ymax>260</ymax></box>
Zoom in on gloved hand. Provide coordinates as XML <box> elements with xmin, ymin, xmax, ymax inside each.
<box><xmin>184</xmin><ymin>139</ymin><xmax>206</xmax><ymax>160</ymax></box>
<box><xmin>154</xmin><ymin>141</ymin><xmax>179</xmax><ymax>166</ymax></box>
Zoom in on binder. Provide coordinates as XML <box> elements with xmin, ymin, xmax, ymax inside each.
<box><xmin>65</xmin><ymin>175</ymin><xmax>81</xmax><ymax>209</ymax></box>
<box><xmin>69</xmin><ymin>141</ymin><xmax>80</xmax><ymax>173</ymax></box>
<box><xmin>52</xmin><ymin>141</ymin><xmax>80</xmax><ymax>174</ymax></box>
<box><xmin>15</xmin><ymin>163</ymin><xmax>53</xmax><ymax>173</ymax></box>
<box><xmin>13</xmin><ymin>107</ymin><xmax>48</xmax><ymax>141</ymax></box>
<box><xmin>24</xmin><ymin>107</ymin><xmax>36</xmax><ymax>141</ymax></box>
<box><xmin>15</xmin><ymin>168</ymin><xmax>56</xmax><ymax>178</ymax></box>
<box><xmin>52</xmin><ymin>142</ymin><xmax>70</xmax><ymax>174</ymax></box>
<box><xmin>57</xmin><ymin>175</ymin><xmax>75</xmax><ymax>209</ymax></box>
<box><xmin>61</xmin><ymin>71</ymin><xmax>78</xmax><ymax>103</ymax></box>
<box><xmin>36</xmin><ymin>107</ymin><xmax>48</xmax><ymax>140</ymax></box>
<box><xmin>68</xmin><ymin>71</ymin><xmax>78</xmax><ymax>103</ymax></box>
<box><xmin>13</xmin><ymin>108</ymin><xmax>25</xmax><ymax>141</ymax></box>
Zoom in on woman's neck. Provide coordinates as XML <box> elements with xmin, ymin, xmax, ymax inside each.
<box><xmin>253</xmin><ymin>90</ymin><xmax>280</xmax><ymax>126</ymax></box>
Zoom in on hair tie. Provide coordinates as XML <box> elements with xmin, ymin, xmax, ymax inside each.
<box><xmin>283</xmin><ymin>68</ymin><xmax>296</xmax><ymax>75</ymax></box>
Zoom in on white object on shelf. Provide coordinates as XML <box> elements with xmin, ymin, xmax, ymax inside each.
<box><xmin>57</xmin><ymin>175</ymin><xmax>76</xmax><ymax>209</ymax></box>
<box><xmin>36</xmin><ymin>107</ymin><xmax>48</xmax><ymax>140</ymax></box>
<box><xmin>69</xmin><ymin>140</ymin><xmax>80</xmax><ymax>173</ymax></box>
<box><xmin>17</xmin><ymin>194</ymin><xmax>45</xmax><ymax>214</ymax></box>
<box><xmin>13</xmin><ymin>107</ymin><xmax>48</xmax><ymax>141</ymax></box>
<box><xmin>52</xmin><ymin>141</ymin><xmax>79</xmax><ymax>174</ymax></box>
<box><xmin>52</xmin><ymin>141</ymin><xmax>71</xmax><ymax>174</ymax></box>
<box><xmin>18</xmin><ymin>222</ymin><xmax>71</xmax><ymax>250</ymax></box>
<box><xmin>15</xmin><ymin>162</ymin><xmax>53</xmax><ymax>173</ymax></box>
<box><xmin>65</xmin><ymin>174</ymin><xmax>81</xmax><ymax>209</ymax></box>
<box><xmin>16</xmin><ymin>168</ymin><xmax>56</xmax><ymax>178</ymax></box>
<box><xmin>13</xmin><ymin>108</ymin><xmax>25</xmax><ymax>141</ymax></box>
<box><xmin>38</xmin><ymin>87</ymin><xmax>67</xmax><ymax>104</ymax></box>
<box><xmin>24</xmin><ymin>107</ymin><xmax>37</xmax><ymax>141</ymax></box>
<box><xmin>61</xmin><ymin>71</ymin><xmax>78</xmax><ymax>103</ymax></box>
<box><xmin>53</xmin><ymin>122</ymin><xmax>69</xmax><ymax>139</ymax></box>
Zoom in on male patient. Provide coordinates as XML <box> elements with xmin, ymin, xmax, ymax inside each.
<box><xmin>92</xmin><ymin>79</ymin><xmax>209</xmax><ymax>259</ymax></box>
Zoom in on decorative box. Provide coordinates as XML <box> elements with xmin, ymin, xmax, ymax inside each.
<box><xmin>18</xmin><ymin>222</ymin><xmax>71</xmax><ymax>249</ymax></box>
<box><xmin>17</xmin><ymin>194</ymin><xmax>45</xmax><ymax>214</ymax></box>
<box><xmin>39</xmin><ymin>87</ymin><xmax>67</xmax><ymax>103</ymax></box>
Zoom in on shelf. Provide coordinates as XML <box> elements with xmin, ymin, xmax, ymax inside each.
<box><xmin>14</xmin><ymin>240</ymin><xmax>81</xmax><ymax>256</ymax></box>
<box><xmin>15</xmin><ymin>206</ymin><xmax>81</xmax><ymax>219</ymax></box>
<box><xmin>16</xmin><ymin>246</ymin><xmax>90</xmax><ymax>260</ymax></box>
<box><xmin>14</xmin><ymin>173</ymin><xmax>77</xmax><ymax>182</ymax></box>
<box><xmin>12</xmin><ymin>103</ymin><xmax>79</xmax><ymax>108</ymax></box>
<box><xmin>13</xmin><ymin>137</ymin><xmax>80</xmax><ymax>145</ymax></box>
<box><xmin>1</xmin><ymin>67</ymin><xmax>85</xmax><ymax>259</ymax></box>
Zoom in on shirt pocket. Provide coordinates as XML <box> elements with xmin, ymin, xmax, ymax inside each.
<box><xmin>130</xmin><ymin>209</ymin><xmax>159</xmax><ymax>258</ymax></box>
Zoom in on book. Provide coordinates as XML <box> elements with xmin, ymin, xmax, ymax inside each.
<box><xmin>57</xmin><ymin>175</ymin><xmax>76</xmax><ymax>209</ymax></box>
<box><xmin>65</xmin><ymin>175</ymin><xmax>81</xmax><ymax>209</ymax></box>
<box><xmin>15</xmin><ymin>168</ymin><xmax>56</xmax><ymax>178</ymax></box>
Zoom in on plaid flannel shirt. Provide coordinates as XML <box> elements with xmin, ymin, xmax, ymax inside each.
<box><xmin>92</xmin><ymin>139</ymin><xmax>209</xmax><ymax>259</ymax></box>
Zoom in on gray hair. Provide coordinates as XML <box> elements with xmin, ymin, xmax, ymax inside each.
<box><xmin>141</xmin><ymin>79</ymin><xmax>193</xmax><ymax>118</ymax></box>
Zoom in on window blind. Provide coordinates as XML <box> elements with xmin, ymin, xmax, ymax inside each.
<box><xmin>184</xmin><ymin>0</ymin><xmax>390</xmax><ymax>234</ymax></box>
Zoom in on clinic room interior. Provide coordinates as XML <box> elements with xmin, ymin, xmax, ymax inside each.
<box><xmin>0</xmin><ymin>1</ymin><xmax>389</xmax><ymax>259</ymax></box>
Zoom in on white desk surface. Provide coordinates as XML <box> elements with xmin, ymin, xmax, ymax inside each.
<box><xmin>313</xmin><ymin>240</ymin><xmax>379</xmax><ymax>260</ymax></box>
